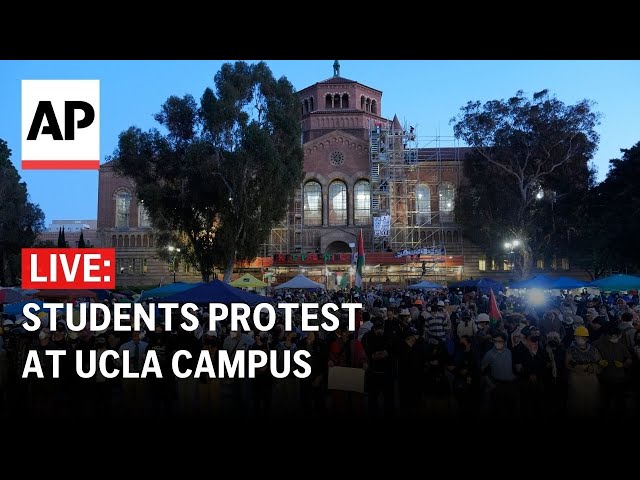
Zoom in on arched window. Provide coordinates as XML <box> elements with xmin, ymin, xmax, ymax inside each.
<box><xmin>303</xmin><ymin>99</ymin><xmax>309</xmax><ymax>114</ymax></box>
<box><xmin>114</xmin><ymin>189</ymin><xmax>132</xmax><ymax>228</ymax></box>
<box><xmin>334</xmin><ymin>94</ymin><xmax>341</xmax><ymax>109</ymax></box>
<box><xmin>329</xmin><ymin>181</ymin><xmax>347</xmax><ymax>225</ymax></box>
<box><xmin>371</xmin><ymin>99</ymin><xmax>377</xmax><ymax>114</ymax></box>
<box><xmin>365</xmin><ymin>98</ymin><xmax>371</xmax><ymax>112</ymax></box>
<box><xmin>354</xmin><ymin>180</ymin><xmax>370</xmax><ymax>225</ymax></box>
<box><xmin>309</xmin><ymin>97</ymin><xmax>314</xmax><ymax>111</ymax></box>
<box><xmin>325</xmin><ymin>94</ymin><xmax>332</xmax><ymax>109</ymax></box>
<box><xmin>136</xmin><ymin>235</ymin><xmax>142</xmax><ymax>247</ymax></box>
<box><xmin>138</xmin><ymin>202</ymin><xmax>151</xmax><ymax>228</ymax></box>
<box><xmin>111</xmin><ymin>235</ymin><xmax>117</xmax><ymax>247</ymax></box>
<box><xmin>416</xmin><ymin>184</ymin><xmax>431</xmax><ymax>225</ymax></box>
<box><xmin>124</xmin><ymin>235</ymin><xmax>130</xmax><ymax>247</ymax></box>
<box><xmin>342</xmin><ymin>94</ymin><xmax>349</xmax><ymax>109</ymax></box>
<box><xmin>117</xmin><ymin>235</ymin><xmax>123</xmax><ymax>247</ymax></box>
<box><xmin>303</xmin><ymin>181</ymin><xmax>322</xmax><ymax>226</ymax></box>
<box><xmin>361</xmin><ymin>96</ymin><xmax>365</xmax><ymax>110</ymax></box>
<box><xmin>439</xmin><ymin>182</ymin><xmax>455</xmax><ymax>223</ymax></box>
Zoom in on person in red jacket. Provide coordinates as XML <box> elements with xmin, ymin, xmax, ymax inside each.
<box><xmin>328</xmin><ymin>324</ymin><xmax>367</xmax><ymax>415</ymax></box>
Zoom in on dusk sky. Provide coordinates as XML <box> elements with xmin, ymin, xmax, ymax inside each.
<box><xmin>1</xmin><ymin>60</ymin><xmax>639</xmax><ymax>224</ymax></box>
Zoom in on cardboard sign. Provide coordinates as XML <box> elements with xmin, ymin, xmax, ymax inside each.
<box><xmin>328</xmin><ymin>366</ymin><xmax>365</xmax><ymax>393</ymax></box>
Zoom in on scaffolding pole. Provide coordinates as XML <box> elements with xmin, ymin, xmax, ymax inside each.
<box><xmin>368</xmin><ymin>119</ymin><xmax>464</xmax><ymax>284</ymax></box>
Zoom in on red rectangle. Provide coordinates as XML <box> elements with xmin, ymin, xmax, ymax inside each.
<box><xmin>22</xmin><ymin>248</ymin><xmax>115</xmax><ymax>289</ymax></box>
<box><xmin>22</xmin><ymin>160</ymin><xmax>100</xmax><ymax>170</ymax></box>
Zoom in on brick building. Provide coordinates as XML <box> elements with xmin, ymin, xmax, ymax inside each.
<box><xmin>96</xmin><ymin>62</ymin><xmax>575</xmax><ymax>287</ymax></box>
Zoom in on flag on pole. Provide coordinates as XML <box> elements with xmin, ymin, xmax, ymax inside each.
<box><xmin>355</xmin><ymin>229</ymin><xmax>365</xmax><ymax>290</ymax></box>
<box><xmin>489</xmin><ymin>288</ymin><xmax>502</xmax><ymax>326</ymax></box>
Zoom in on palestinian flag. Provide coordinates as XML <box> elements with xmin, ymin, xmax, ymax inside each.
<box><xmin>489</xmin><ymin>288</ymin><xmax>502</xmax><ymax>326</ymax></box>
<box><xmin>355</xmin><ymin>229</ymin><xmax>365</xmax><ymax>291</ymax></box>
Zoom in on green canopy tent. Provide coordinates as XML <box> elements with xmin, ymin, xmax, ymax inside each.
<box><xmin>230</xmin><ymin>273</ymin><xmax>268</xmax><ymax>289</ymax></box>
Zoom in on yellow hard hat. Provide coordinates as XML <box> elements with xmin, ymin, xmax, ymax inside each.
<box><xmin>574</xmin><ymin>325</ymin><xmax>589</xmax><ymax>337</ymax></box>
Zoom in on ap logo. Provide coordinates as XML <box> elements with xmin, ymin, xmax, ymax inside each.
<box><xmin>21</xmin><ymin>80</ymin><xmax>100</xmax><ymax>170</ymax></box>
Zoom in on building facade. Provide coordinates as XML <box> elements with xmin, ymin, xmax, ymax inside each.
<box><xmin>37</xmin><ymin>219</ymin><xmax>98</xmax><ymax>248</ymax></box>
<box><xmin>96</xmin><ymin>63</ymin><xmax>576</xmax><ymax>287</ymax></box>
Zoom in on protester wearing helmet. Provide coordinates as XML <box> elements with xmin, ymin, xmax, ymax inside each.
<box><xmin>565</xmin><ymin>325</ymin><xmax>601</xmax><ymax>416</ymax></box>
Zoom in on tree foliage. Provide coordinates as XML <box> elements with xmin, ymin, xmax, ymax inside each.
<box><xmin>0</xmin><ymin>139</ymin><xmax>45</xmax><ymax>285</ymax></box>
<box><xmin>111</xmin><ymin>61</ymin><xmax>303</xmax><ymax>281</ymax></box>
<box><xmin>571</xmin><ymin>141</ymin><xmax>640</xmax><ymax>277</ymax></box>
<box><xmin>451</xmin><ymin>90</ymin><xmax>599</xmax><ymax>278</ymax></box>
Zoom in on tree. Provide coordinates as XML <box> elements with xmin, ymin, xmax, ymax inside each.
<box><xmin>451</xmin><ymin>90</ymin><xmax>599</xmax><ymax>278</ymax></box>
<box><xmin>0</xmin><ymin>139</ymin><xmax>45</xmax><ymax>285</ymax></box>
<box><xmin>111</xmin><ymin>61</ymin><xmax>303</xmax><ymax>282</ymax></box>
<box><xmin>572</xmin><ymin>140</ymin><xmax>640</xmax><ymax>277</ymax></box>
<box><xmin>78</xmin><ymin>230</ymin><xmax>86</xmax><ymax>248</ymax></box>
<box><xmin>57</xmin><ymin>226</ymin><xmax>67</xmax><ymax>248</ymax></box>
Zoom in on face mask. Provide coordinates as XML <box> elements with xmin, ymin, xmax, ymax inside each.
<box><xmin>575</xmin><ymin>338</ymin><xmax>587</xmax><ymax>347</ymax></box>
<box><xmin>38</xmin><ymin>331</ymin><xmax>49</xmax><ymax>340</ymax></box>
<box><xmin>609</xmin><ymin>336</ymin><xmax>619</xmax><ymax>343</ymax></box>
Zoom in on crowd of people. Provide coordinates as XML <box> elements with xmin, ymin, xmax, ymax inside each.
<box><xmin>1</xmin><ymin>286</ymin><xmax>639</xmax><ymax>419</ymax></box>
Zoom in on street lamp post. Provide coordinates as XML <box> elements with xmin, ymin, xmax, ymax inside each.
<box><xmin>167</xmin><ymin>246</ymin><xmax>181</xmax><ymax>283</ymax></box>
<box><xmin>504</xmin><ymin>239</ymin><xmax>520</xmax><ymax>272</ymax></box>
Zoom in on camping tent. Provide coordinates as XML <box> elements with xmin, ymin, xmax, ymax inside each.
<box><xmin>162</xmin><ymin>279</ymin><xmax>271</xmax><ymax>305</ymax></box>
<box><xmin>449</xmin><ymin>278</ymin><xmax>503</xmax><ymax>293</ymax></box>
<box><xmin>589</xmin><ymin>274</ymin><xmax>640</xmax><ymax>291</ymax></box>
<box><xmin>139</xmin><ymin>282</ymin><xmax>204</xmax><ymax>300</ymax></box>
<box><xmin>230</xmin><ymin>274</ymin><xmax>268</xmax><ymax>289</ymax></box>
<box><xmin>549</xmin><ymin>276</ymin><xmax>588</xmax><ymax>290</ymax></box>
<box><xmin>408</xmin><ymin>280</ymin><xmax>444</xmax><ymax>290</ymax></box>
<box><xmin>509</xmin><ymin>274</ymin><xmax>555</xmax><ymax>290</ymax></box>
<box><xmin>274</xmin><ymin>274</ymin><xmax>324</xmax><ymax>290</ymax></box>
<box><xmin>3</xmin><ymin>299</ymin><xmax>45</xmax><ymax>315</ymax></box>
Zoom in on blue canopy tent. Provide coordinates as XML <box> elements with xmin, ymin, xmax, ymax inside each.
<box><xmin>162</xmin><ymin>279</ymin><xmax>271</xmax><ymax>305</ymax></box>
<box><xmin>4</xmin><ymin>299</ymin><xmax>45</xmax><ymax>315</ymax></box>
<box><xmin>139</xmin><ymin>282</ymin><xmax>204</xmax><ymax>301</ymax></box>
<box><xmin>449</xmin><ymin>278</ymin><xmax>503</xmax><ymax>293</ymax></box>
<box><xmin>549</xmin><ymin>276</ymin><xmax>588</xmax><ymax>290</ymax></box>
<box><xmin>509</xmin><ymin>274</ymin><xmax>555</xmax><ymax>290</ymax></box>
<box><xmin>90</xmin><ymin>289</ymin><xmax>113</xmax><ymax>302</ymax></box>
<box><xmin>589</xmin><ymin>274</ymin><xmax>640</xmax><ymax>291</ymax></box>
<box><xmin>408</xmin><ymin>280</ymin><xmax>444</xmax><ymax>290</ymax></box>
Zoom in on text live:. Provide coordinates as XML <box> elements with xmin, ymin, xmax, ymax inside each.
<box><xmin>21</xmin><ymin>248</ymin><xmax>115</xmax><ymax>289</ymax></box>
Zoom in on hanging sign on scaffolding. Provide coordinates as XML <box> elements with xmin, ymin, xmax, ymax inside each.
<box><xmin>394</xmin><ymin>246</ymin><xmax>445</xmax><ymax>258</ymax></box>
<box><xmin>373</xmin><ymin>215</ymin><xmax>390</xmax><ymax>238</ymax></box>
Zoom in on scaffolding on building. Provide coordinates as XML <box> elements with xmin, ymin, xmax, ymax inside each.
<box><xmin>261</xmin><ymin>185</ymin><xmax>301</xmax><ymax>258</ymax></box>
<box><xmin>369</xmin><ymin>119</ymin><xmax>464</xmax><ymax>283</ymax></box>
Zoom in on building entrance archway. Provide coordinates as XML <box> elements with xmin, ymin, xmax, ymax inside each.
<box><xmin>326</xmin><ymin>240</ymin><xmax>351</xmax><ymax>254</ymax></box>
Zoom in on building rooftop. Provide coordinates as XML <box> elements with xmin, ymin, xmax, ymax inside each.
<box><xmin>317</xmin><ymin>76</ymin><xmax>357</xmax><ymax>85</ymax></box>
